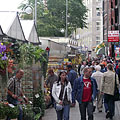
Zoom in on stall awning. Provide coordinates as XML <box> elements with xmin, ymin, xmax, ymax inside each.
<box><xmin>20</xmin><ymin>20</ymin><xmax>40</xmax><ymax>44</ymax></box>
<box><xmin>0</xmin><ymin>26</ymin><xmax>4</xmax><ymax>36</ymax></box>
<box><xmin>0</xmin><ymin>11</ymin><xmax>26</xmax><ymax>41</ymax></box>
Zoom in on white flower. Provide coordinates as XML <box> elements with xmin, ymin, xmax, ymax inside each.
<box><xmin>29</xmin><ymin>101</ymin><xmax>32</xmax><ymax>104</ymax></box>
<box><xmin>35</xmin><ymin>94</ymin><xmax>39</xmax><ymax>98</ymax></box>
<box><xmin>8</xmin><ymin>104</ymin><xmax>15</xmax><ymax>108</ymax></box>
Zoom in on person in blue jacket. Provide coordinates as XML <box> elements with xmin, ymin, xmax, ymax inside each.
<box><xmin>67</xmin><ymin>64</ymin><xmax>77</xmax><ymax>88</ymax></box>
<box><xmin>72</xmin><ymin>67</ymin><xmax>98</xmax><ymax>120</ymax></box>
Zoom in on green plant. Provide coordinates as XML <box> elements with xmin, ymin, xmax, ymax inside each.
<box><xmin>0</xmin><ymin>103</ymin><xmax>19</xmax><ymax>119</ymax></box>
<box><xmin>19</xmin><ymin>43</ymin><xmax>35</xmax><ymax>67</ymax></box>
<box><xmin>22</xmin><ymin>104</ymin><xmax>34</xmax><ymax>120</ymax></box>
<box><xmin>33</xmin><ymin>89</ymin><xmax>45</xmax><ymax>117</ymax></box>
<box><xmin>34</xmin><ymin>113</ymin><xmax>42</xmax><ymax>120</ymax></box>
<box><xmin>5</xmin><ymin>105</ymin><xmax>19</xmax><ymax>119</ymax></box>
<box><xmin>0</xmin><ymin>103</ymin><xmax>6</xmax><ymax>119</ymax></box>
<box><xmin>12</xmin><ymin>42</ymin><xmax>48</xmax><ymax>77</ymax></box>
<box><xmin>34</xmin><ymin>46</ymin><xmax>48</xmax><ymax>77</ymax></box>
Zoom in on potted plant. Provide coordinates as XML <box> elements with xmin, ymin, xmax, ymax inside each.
<box><xmin>0</xmin><ymin>102</ymin><xmax>19</xmax><ymax>119</ymax></box>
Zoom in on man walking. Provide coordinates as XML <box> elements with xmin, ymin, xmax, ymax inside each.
<box><xmin>7</xmin><ymin>69</ymin><xmax>28</xmax><ymax>120</ymax></box>
<box><xmin>72</xmin><ymin>67</ymin><xmax>98</xmax><ymax>120</ymax></box>
<box><xmin>101</xmin><ymin>63</ymin><xmax>119</xmax><ymax>120</ymax></box>
<box><xmin>45</xmin><ymin>69</ymin><xmax>58</xmax><ymax>108</ymax></box>
<box><xmin>92</xmin><ymin>65</ymin><xmax>103</xmax><ymax>112</ymax></box>
<box><xmin>67</xmin><ymin>64</ymin><xmax>77</xmax><ymax>88</ymax></box>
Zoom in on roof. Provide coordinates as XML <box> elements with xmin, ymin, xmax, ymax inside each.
<box><xmin>0</xmin><ymin>26</ymin><xmax>4</xmax><ymax>36</ymax></box>
<box><xmin>0</xmin><ymin>11</ymin><xmax>25</xmax><ymax>41</ymax></box>
<box><xmin>20</xmin><ymin>20</ymin><xmax>39</xmax><ymax>43</ymax></box>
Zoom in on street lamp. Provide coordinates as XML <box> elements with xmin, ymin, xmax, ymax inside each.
<box><xmin>35</xmin><ymin>0</ymin><xmax>37</xmax><ymax>26</ymax></box>
<box><xmin>65</xmin><ymin>0</ymin><xmax>68</xmax><ymax>38</ymax></box>
<box><xmin>24</xmin><ymin>0</ymin><xmax>37</xmax><ymax>26</ymax></box>
<box><xmin>24</xmin><ymin>5</ymin><xmax>34</xmax><ymax>20</ymax></box>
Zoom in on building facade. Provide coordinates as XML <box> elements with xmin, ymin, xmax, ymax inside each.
<box><xmin>77</xmin><ymin>0</ymin><xmax>103</xmax><ymax>57</ymax></box>
<box><xmin>103</xmin><ymin>0</ymin><xmax>120</xmax><ymax>57</ymax></box>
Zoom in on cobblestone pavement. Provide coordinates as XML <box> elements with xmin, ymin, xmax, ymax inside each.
<box><xmin>42</xmin><ymin>102</ymin><xmax>120</xmax><ymax>120</ymax></box>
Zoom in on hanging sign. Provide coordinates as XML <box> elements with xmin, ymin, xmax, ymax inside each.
<box><xmin>108</xmin><ymin>31</ymin><xmax>119</xmax><ymax>42</ymax></box>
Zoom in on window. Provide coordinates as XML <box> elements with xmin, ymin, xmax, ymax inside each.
<box><xmin>97</xmin><ymin>27</ymin><xmax>100</xmax><ymax>30</ymax></box>
<box><xmin>96</xmin><ymin>22</ymin><xmax>100</xmax><ymax>25</ymax></box>
<box><xmin>97</xmin><ymin>12</ymin><xmax>100</xmax><ymax>16</ymax></box>
<box><xmin>96</xmin><ymin>41</ymin><xmax>100</xmax><ymax>45</ymax></box>
<box><xmin>96</xmin><ymin>36</ymin><xmax>100</xmax><ymax>40</ymax></box>
<box><xmin>96</xmin><ymin>8</ymin><xmax>100</xmax><ymax>11</ymax></box>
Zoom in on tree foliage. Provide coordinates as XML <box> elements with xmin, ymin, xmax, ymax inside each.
<box><xmin>19</xmin><ymin>0</ymin><xmax>87</xmax><ymax>37</ymax></box>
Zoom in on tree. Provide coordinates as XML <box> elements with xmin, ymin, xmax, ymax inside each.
<box><xmin>19</xmin><ymin>0</ymin><xmax>87</xmax><ymax>37</ymax></box>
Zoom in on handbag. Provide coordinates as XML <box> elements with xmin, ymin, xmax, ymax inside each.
<box><xmin>56</xmin><ymin>103</ymin><xmax>63</xmax><ymax>111</ymax></box>
<box><xmin>114</xmin><ymin>74</ymin><xmax>120</xmax><ymax>101</ymax></box>
<box><xmin>55</xmin><ymin>87</ymin><xmax>66</xmax><ymax>111</ymax></box>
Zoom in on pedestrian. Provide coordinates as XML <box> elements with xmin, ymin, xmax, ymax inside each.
<box><xmin>45</xmin><ymin>68</ymin><xmax>58</xmax><ymax>108</ymax></box>
<box><xmin>116</xmin><ymin>62</ymin><xmax>120</xmax><ymax>83</ymax></box>
<box><xmin>67</xmin><ymin>64</ymin><xmax>77</xmax><ymax>88</ymax></box>
<box><xmin>72</xmin><ymin>67</ymin><xmax>98</xmax><ymax>120</ymax></box>
<box><xmin>100</xmin><ymin>64</ymin><xmax>107</xmax><ymax>73</ymax></box>
<box><xmin>78</xmin><ymin>62</ymin><xmax>82</xmax><ymax>76</ymax></box>
<box><xmin>101</xmin><ymin>63</ymin><xmax>119</xmax><ymax>120</ymax></box>
<box><xmin>90</xmin><ymin>61</ymin><xmax>96</xmax><ymax>68</ymax></box>
<box><xmin>52</xmin><ymin>71</ymin><xmax>72</xmax><ymax>120</ymax></box>
<box><xmin>101</xmin><ymin>58</ymin><xmax>107</xmax><ymax>67</ymax></box>
<box><xmin>80</xmin><ymin>61</ymin><xmax>87</xmax><ymax>75</ymax></box>
<box><xmin>7</xmin><ymin>69</ymin><xmax>28</xmax><ymax>120</ymax></box>
<box><xmin>91</xmin><ymin>65</ymin><xmax>104</xmax><ymax>112</ymax></box>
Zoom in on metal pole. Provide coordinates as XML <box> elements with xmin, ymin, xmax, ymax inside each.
<box><xmin>35</xmin><ymin>0</ymin><xmax>37</xmax><ymax>26</ymax></box>
<box><xmin>65</xmin><ymin>0</ymin><xmax>68</xmax><ymax>38</ymax></box>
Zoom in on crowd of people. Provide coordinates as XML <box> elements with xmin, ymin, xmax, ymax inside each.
<box><xmin>45</xmin><ymin>57</ymin><xmax>120</xmax><ymax>120</ymax></box>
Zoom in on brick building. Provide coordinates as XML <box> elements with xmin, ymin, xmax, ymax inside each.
<box><xmin>103</xmin><ymin>0</ymin><xmax>120</xmax><ymax>57</ymax></box>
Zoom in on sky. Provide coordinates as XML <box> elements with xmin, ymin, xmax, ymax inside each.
<box><xmin>0</xmin><ymin>0</ymin><xmax>25</xmax><ymax>11</ymax></box>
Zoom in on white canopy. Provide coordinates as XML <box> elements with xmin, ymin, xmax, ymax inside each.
<box><xmin>20</xmin><ymin>20</ymin><xmax>39</xmax><ymax>43</ymax></box>
<box><xmin>0</xmin><ymin>11</ymin><xmax>25</xmax><ymax>41</ymax></box>
<box><xmin>0</xmin><ymin>26</ymin><xmax>3</xmax><ymax>36</ymax></box>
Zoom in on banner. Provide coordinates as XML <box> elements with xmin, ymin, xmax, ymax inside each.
<box><xmin>95</xmin><ymin>42</ymin><xmax>105</xmax><ymax>53</ymax></box>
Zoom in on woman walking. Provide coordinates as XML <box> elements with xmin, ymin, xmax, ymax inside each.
<box><xmin>52</xmin><ymin>71</ymin><xmax>72</xmax><ymax>120</ymax></box>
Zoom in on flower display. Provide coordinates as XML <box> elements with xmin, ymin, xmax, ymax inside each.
<box><xmin>0</xmin><ymin>43</ymin><xmax>6</xmax><ymax>54</ymax></box>
<box><xmin>0</xmin><ymin>42</ymin><xmax>13</xmax><ymax>75</ymax></box>
<box><xmin>0</xmin><ymin>43</ymin><xmax>7</xmax><ymax>60</ymax></box>
<box><xmin>1</xmin><ymin>53</ymin><xmax>7</xmax><ymax>60</ymax></box>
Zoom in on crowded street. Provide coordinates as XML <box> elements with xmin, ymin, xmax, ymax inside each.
<box><xmin>0</xmin><ymin>0</ymin><xmax>120</xmax><ymax>120</ymax></box>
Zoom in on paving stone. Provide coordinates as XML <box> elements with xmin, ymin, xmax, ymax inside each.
<box><xmin>42</xmin><ymin>102</ymin><xmax>120</xmax><ymax>120</ymax></box>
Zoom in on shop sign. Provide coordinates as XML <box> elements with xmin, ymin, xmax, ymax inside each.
<box><xmin>108</xmin><ymin>31</ymin><xmax>119</xmax><ymax>42</ymax></box>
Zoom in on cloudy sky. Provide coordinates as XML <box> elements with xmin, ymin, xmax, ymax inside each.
<box><xmin>0</xmin><ymin>0</ymin><xmax>25</xmax><ymax>11</ymax></box>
